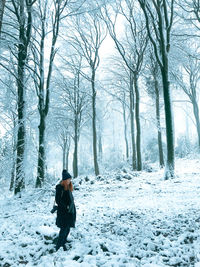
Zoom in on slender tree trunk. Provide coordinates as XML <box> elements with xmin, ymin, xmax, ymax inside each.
<box><xmin>185</xmin><ymin>103</ymin><xmax>190</xmax><ymax>142</ymax></box>
<box><xmin>122</xmin><ymin>102</ymin><xmax>129</xmax><ymax>160</ymax></box>
<box><xmin>91</xmin><ymin>69</ymin><xmax>99</xmax><ymax>176</ymax></box>
<box><xmin>0</xmin><ymin>0</ymin><xmax>6</xmax><ymax>36</ymax></box>
<box><xmin>10</xmin><ymin>153</ymin><xmax>16</xmax><ymax>191</ymax></box>
<box><xmin>36</xmin><ymin>113</ymin><xmax>46</xmax><ymax>187</ymax></box>
<box><xmin>73</xmin><ymin>116</ymin><xmax>78</xmax><ymax>178</ymax></box>
<box><xmin>134</xmin><ymin>74</ymin><xmax>142</xmax><ymax>171</ymax></box>
<box><xmin>15</xmin><ymin>41</ymin><xmax>26</xmax><ymax>194</ymax></box>
<box><xmin>98</xmin><ymin>133</ymin><xmax>103</xmax><ymax>162</ymax></box>
<box><xmin>129</xmin><ymin>72</ymin><xmax>137</xmax><ymax>170</ymax></box>
<box><xmin>155</xmin><ymin>80</ymin><xmax>164</xmax><ymax>168</ymax></box>
<box><xmin>66</xmin><ymin>147</ymin><xmax>70</xmax><ymax>172</ymax></box>
<box><xmin>192</xmin><ymin>100</ymin><xmax>200</xmax><ymax>148</ymax></box>
<box><xmin>161</xmin><ymin>67</ymin><xmax>174</xmax><ymax>179</ymax></box>
<box><xmin>63</xmin><ymin>140</ymin><xmax>67</xmax><ymax>170</ymax></box>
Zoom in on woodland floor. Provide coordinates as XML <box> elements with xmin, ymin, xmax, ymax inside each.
<box><xmin>1</xmin><ymin>157</ymin><xmax>200</xmax><ymax>266</ymax></box>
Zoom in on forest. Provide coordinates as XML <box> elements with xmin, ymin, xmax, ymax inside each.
<box><xmin>0</xmin><ymin>0</ymin><xmax>199</xmax><ymax>194</ymax></box>
<box><xmin>1</xmin><ymin>0</ymin><xmax>200</xmax><ymax>266</ymax></box>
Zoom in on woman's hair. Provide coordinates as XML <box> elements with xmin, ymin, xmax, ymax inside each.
<box><xmin>61</xmin><ymin>180</ymin><xmax>73</xmax><ymax>192</ymax></box>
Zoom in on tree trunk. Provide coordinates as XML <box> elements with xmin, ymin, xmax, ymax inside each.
<box><xmin>10</xmin><ymin>154</ymin><xmax>16</xmax><ymax>191</ymax></box>
<box><xmin>161</xmin><ymin>68</ymin><xmax>174</xmax><ymax>179</ymax></box>
<box><xmin>14</xmin><ymin>0</ymin><xmax>33</xmax><ymax>194</ymax></box>
<box><xmin>138</xmin><ymin>0</ymin><xmax>175</xmax><ymax>178</ymax></box>
<box><xmin>91</xmin><ymin>70</ymin><xmax>100</xmax><ymax>176</ymax></box>
<box><xmin>155</xmin><ymin>80</ymin><xmax>164</xmax><ymax>168</ymax></box>
<box><xmin>185</xmin><ymin>103</ymin><xmax>190</xmax><ymax>142</ymax></box>
<box><xmin>63</xmin><ymin>140</ymin><xmax>67</xmax><ymax>170</ymax></box>
<box><xmin>129</xmin><ymin>72</ymin><xmax>137</xmax><ymax>170</ymax></box>
<box><xmin>36</xmin><ymin>113</ymin><xmax>46</xmax><ymax>187</ymax></box>
<box><xmin>66</xmin><ymin>146</ymin><xmax>70</xmax><ymax>172</ymax></box>
<box><xmin>15</xmin><ymin>42</ymin><xmax>26</xmax><ymax>194</ymax></box>
<box><xmin>0</xmin><ymin>0</ymin><xmax>6</xmax><ymax>36</ymax></box>
<box><xmin>122</xmin><ymin>101</ymin><xmax>129</xmax><ymax>160</ymax></box>
<box><xmin>98</xmin><ymin>133</ymin><xmax>103</xmax><ymax>162</ymax></box>
<box><xmin>134</xmin><ymin>74</ymin><xmax>142</xmax><ymax>171</ymax></box>
<box><xmin>192</xmin><ymin>99</ymin><xmax>200</xmax><ymax>148</ymax></box>
<box><xmin>73</xmin><ymin>116</ymin><xmax>78</xmax><ymax>178</ymax></box>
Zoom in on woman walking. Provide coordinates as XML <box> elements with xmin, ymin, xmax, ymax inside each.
<box><xmin>55</xmin><ymin>170</ymin><xmax>76</xmax><ymax>251</ymax></box>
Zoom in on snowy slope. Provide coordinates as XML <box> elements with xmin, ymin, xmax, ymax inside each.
<box><xmin>1</xmin><ymin>158</ymin><xmax>200</xmax><ymax>266</ymax></box>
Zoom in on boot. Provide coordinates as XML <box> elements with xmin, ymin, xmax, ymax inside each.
<box><xmin>56</xmin><ymin>244</ymin><xmax>61</xmax><ymax>251</ymax></box>
<box><xmin>63</xmin><ymin>244</ymin><xmax>67</xmax><ymax>251</ymax></box>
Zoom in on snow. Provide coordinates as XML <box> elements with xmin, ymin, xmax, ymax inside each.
<box><xmin>1</xmin><ymin>157</ymin><xmax>200</xmax><ymax>266</ymax></box>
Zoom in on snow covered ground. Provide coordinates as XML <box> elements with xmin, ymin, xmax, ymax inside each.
<box><xmin>1</xmin><ymin>157</ymin><xmax>200</xmax><ymax>266</ymax></box>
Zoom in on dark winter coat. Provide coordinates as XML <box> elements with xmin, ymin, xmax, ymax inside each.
<box><xmin>55</xmin><ymin>184</ymin><xmax>76</xmax><ymax>228</ymax></box>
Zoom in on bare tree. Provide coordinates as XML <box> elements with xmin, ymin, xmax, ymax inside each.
<box><xmin>52</xmin><ymin>121</ymin><xmax>71</xmax><ymax>171</ymax></box>
<box><xmin>0</xmin><ymin>75</ymin><xmax>17</xmax><ymax>190</ymax></box>
<box><xmin>31</xmin><ymin>0</ymin><xmax>87</xmax><ymax>187</ymax></box>
<box><xmin>57</xmin><ymin>57</ymin><xmax>89</xmax><ymax>177</ymax></box>
<box><xmin>5</xmin><ymin>0</ymin><xmax>36</xmax><ymax>194</ymax></box>
<box><xmin>103</xmin><ymin>0</ymin><xmax>148</xmax><ymax>170</ymax></box>
<box><xmin>138</xmin><ymin>0</ymin><xmax>175</xmax><ymax>179</ymax></box>
<box><xmin>31</xmin><ymin>0</ymin><xmax>70</xmax><ymax>187</ymax></box>
<box><xmin>172</xmin><ymin>52</ymin><xmax>200</xmax><ymax>148</ymax></box>
<box><xmin>145</xmin><ymin>49</ymin><xmax>165</xmax><ymax>168</ymax></box>
<box><xmin>68</xmin><ymin>12</ymin><xmax>107</xmax><ymax>176</ymax></box>
<box><xmin>179</xmin><ymin>0</ymin><xmax>200</xmax><ymax>25</ymax></box>
<box><xmin>103</xmin><ymin>59</ymin><xmax>131</xmax><ymax>161</ymax></box>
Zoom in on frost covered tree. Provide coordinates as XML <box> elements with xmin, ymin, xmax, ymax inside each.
<box><xmin>67</xmin><ymin>12</ymin><xmax>107</xmax><ymax>176</ymax></box>
<box><xmin>1</xmin><ymin>0</ymin><xmax>36</xmax><ymax>194</ymax></box>
<box><xmin>179</xmin><ymin>0</ymin><xmax>200</xmax><ymax>25</ymax></box>
<box><xmin>103</xmin><ymin>0</ymin><xmax>148</xmax><ymax>171</ymax></box>
<box><xmin>138</xmin><ymin>0</ymin><xmax>175</xmax><ymax>179</ymax></box>
<box><xmin>54</xmin><ymin>56</ymin><xmax>90</xmax><ymax>177</ymax></box>
<box><xmin>31</xmin><ymin>0</ymin><xmax>73</xmax><ymax>187</ymax></box>
<box><xmin>172</xmin><ymin>50</ymin><xmax>200</xmax><ymax>148</ymax></box>
<box><xmin>145</xmin><ymin>48</ymin><xmax>165</xmax><ymax>168</ymax></box>
<box><xmin>0</xmin><ymin>74</ymin><xmax>17</xmax><ymax>190</ymax></box>
<box><xmin>103</xmin><ymin>56</ymin><xmax>132</xmax><ymax>161</ymax></box>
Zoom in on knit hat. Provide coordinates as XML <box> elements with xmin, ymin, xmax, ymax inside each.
<box><xmin>62</xmin><ymin>170</ymin><xmax>72</xmax><ymax>180</ymax></box>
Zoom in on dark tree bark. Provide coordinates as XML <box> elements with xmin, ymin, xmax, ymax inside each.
<box><xmin>37</xmin><ymin>112</ymin><xmax>46</xmax><ymax>186</ymax></box>
<box><xmin>73</xmin><ymin>116</ymin><xmax>78</xmax><ymax>178</ymax></box>
<box><xmin>10</xmin><ymin>153</ymin><xmax>16</xmax><ymax>191</ymax></box>
<box><xmin>192</xmin><ymin>99</ymin><xmax>200</xmax><ymax>147</ymax></box>
<box><xmin>0</xmin><ymin>0</ymin><xmax>6</xmax><ymax>36</ymax></box>
<box><xmin>129</xmin><ymin>72</ymin><xmax>137</xmax><ymax>170</ymax></box>
<box><xmin>35</xmin><ymin>0</ymin><xmax>65</xmax><ymax>187</ymax></box>
<box><xmin>122</xmin><ymin>100</ymin><xmax>129</xmax><ymax>160</ymax></box>
<box><xmin>10</xmin><ymin>119</ymin><xmax>17</xmax><ymax>191</ymax></box>
<box><xmin>155</xmin><ymin>80</ymin><xmax>165</xmax><ymax>168</ymax></box>
<box><xmin>139</xmin><ymin>0</ymin><xmax>175</xmax><ymax>179</ymax></box>
<box><xmin>134</xmin><ymin>74</ymin><xmax>142</xmax><ymax>171</ymax></box>
<box><xmin>13</xmin><ymin>0</ymin><xmax>34</xmax><ymax>194</ymax></box>
<box><xmin>91</xmin><ymin>70</ymin><xmax>99</xmax><ymax>176</ymax></box>
<box><xmin>162</xmin><ymin>68</ymin><xmax>174</xmax><ymax>178</ymax></box>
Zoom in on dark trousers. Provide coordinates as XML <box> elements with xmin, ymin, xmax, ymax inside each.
<box><xmin>56</xmin><ymin>226</ymin><xmax>70</xmax><ymax>250</ymax></box>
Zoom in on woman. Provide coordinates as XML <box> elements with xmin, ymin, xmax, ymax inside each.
<box><xmin>55</xmin><ymin>170</ymin><xmax>76</xmax><ymax>251</ymax></box>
